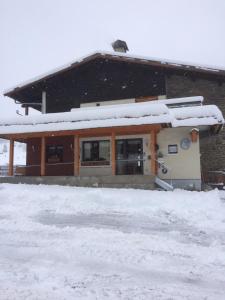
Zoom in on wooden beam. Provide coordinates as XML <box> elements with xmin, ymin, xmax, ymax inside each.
<box><xmin>111</xmin><ymin>132</ymin><xmax>116</xmax><ymax>175</ymax></box>
<box><xmin>40</xmin><ymin>137</ymin><xmax>46</xmax><ymax>176</ymax></box>
<box><xmin>150</xmin><ymin>131</ymin><xmax>157</xmax><ymax>175</ymax></box>
<box><xmin>135</xmin><ymin>96</ymin><xmax>158</xmax><ymax>102</ymax></box>
<box><xmin>8</xmin><ymin>139</ymin><xmax>14</xmax><ymax>176</ymax></box>
<box><xmin>74</xmin><ymin>135</ymin><xmax>80</xmax><ymax>176</ymax></box>
<box><xmin>0</xmin><ymin>124</ymin><xmax>162</xmax><ymax>140</ymax></box>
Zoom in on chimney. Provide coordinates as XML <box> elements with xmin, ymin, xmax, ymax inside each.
<box><xmin>112</xmin><ymin>40</ymin><xmax>129</xmax><ymax>53</ymax></box>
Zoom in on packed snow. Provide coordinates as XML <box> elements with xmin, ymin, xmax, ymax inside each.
<box><xmin>0</xmin><ymin>99</ymin><xmax>223</xmax><ymax>135</ymax></box>
<box><xmin>0</xmin><ymin>184</ymin><xmax>224</xmax><ymax>299</ymax></box>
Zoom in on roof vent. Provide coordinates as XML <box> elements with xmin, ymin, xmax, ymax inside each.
<box><xmin>112</xmin><ymin>40</ymin><xmax>129</xmax><ymax>53</ymax></box>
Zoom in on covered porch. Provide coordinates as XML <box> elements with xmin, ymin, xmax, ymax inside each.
<box><xmin>0</xmin><ymin>99</ymin><xmax>223</xmax><ymax>190</ymax></box>
<box><xmin>4</xmin><ymin>124</ymin><xmax>159</xmax><ymax>178</ymax></box>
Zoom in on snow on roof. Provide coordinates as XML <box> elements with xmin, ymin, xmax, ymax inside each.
<box><xmin>0</xmin><ymin>102</ymin><xmax>169</xmax><ymax>126</ymax></box>
<box><xmin>0</xmin><ymin>99</ymin><xmax>223</xmax><ymax>136</ymax></box>
<box><xmin>0</xmin><ymin>102</ymin><xmax>171</xmax><ymax>135</ymax></box>
<box><xmin>148</xmin><ymin>96</ymin><xmax>203</xmax><ymax>106</ymax></box>
<box><xmin>4</xmin><ymin>51</ymin><xmax>225</xmax><ymax>95</ymax></box>
<box><xmin>171</xmin><ymin>105</ymin><xmax>224</xmax><ymax>127</ymax></box>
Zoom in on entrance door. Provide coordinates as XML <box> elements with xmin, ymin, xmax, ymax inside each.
<box><xmin>116</xmin><ymin>139</ymin><xmax>143</xmax><ymax>175</ymax></box>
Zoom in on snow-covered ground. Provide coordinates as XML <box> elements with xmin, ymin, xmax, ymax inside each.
<box><xmin>0</xmin><ymin>139</ymin><xmax>26</xmax><ymax>166</ymax></box>
<box><xmin>0</xmin><ymin>184</ymin><xmax>224</xmax><ymax>299</ymax></box>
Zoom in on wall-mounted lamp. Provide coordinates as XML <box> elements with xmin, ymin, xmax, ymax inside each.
<box><xmin>190</xmin><ymin>128</ymin><xmax>199</xmax><ymax>143</ymax></box>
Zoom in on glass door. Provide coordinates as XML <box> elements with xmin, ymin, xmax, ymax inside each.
<box><xmin>116</xmin><ymin>139</ymin><xmax>143</xmax><ymax>175</ymax></box>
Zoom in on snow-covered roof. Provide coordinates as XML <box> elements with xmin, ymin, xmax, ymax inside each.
<box><xmin>147</xmin><ymin>96</ymin><xmax>204</xmax><ymax>107</ymax></box>
<box><xmin>4</xmin><ymin>51</ymin><xmax>225</xmax><ymax>96</ymax></box>
<box><xmin>171</xmin><ymin>105</ymin><xmax>224</xmax><ymax>127</ymax></box>
<box><xmin>0</xmin><ymin>98</ymin><xmax>223</xmax><ymax>136</ymax></box>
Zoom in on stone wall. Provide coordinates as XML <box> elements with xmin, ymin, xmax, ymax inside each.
<box><xmin>166</xmin><ymin>74</ymin><xmax>225</xmax><ymax>174</ymax></box>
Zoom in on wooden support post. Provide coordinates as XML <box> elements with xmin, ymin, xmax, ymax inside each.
<box><xmin>8</xmin><ymin>139</ymin><xmax>14</xmax><ymax>176</ymax></box>
<box><xmin>150</xmin><ymin>131</ymin><xmax>157</xmax><ymax>175</ymax></box>
<box><xmin>25</xmin><ymin>106</ymin><xmax>29</xmax><ymax>116</ymax></box>
<box><xmin>42</xmin><ymin>91</ymin><xmax>47</xmax><ymax>114</ymax></box>
<box><xmin>111</xmin><ymin>132</ymin><xmax>116</xmax><ymax>175</ymax></box>
<box><xmin>74</xmin><ymin>135</ymin><xmax>80</xmax><ymax>176</ymax></box>
<box><xmin>40</xmin><ymin>137</ymin><xmax>46</xmax><ymax>176</ymax></box>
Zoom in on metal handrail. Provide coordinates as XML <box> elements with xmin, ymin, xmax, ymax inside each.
<box><xmin>116</xmin><ymin>158</ymin><xmax>146</xmax><ymax>162</ymax></box>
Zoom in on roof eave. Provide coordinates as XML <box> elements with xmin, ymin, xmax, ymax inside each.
<box><xmin>3</xmin><ymin>52</ymin><xmax>103</xmax><ymax>97</ymax></box>
<box><xmin>4</xmin><ymin>52</ymin><xmax>225</xmax><ymax>99</ymax></box>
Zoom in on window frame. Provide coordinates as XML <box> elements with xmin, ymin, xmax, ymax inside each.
<box><xmin>46</xmin><ymin>145</ymin><xmax>63</xmax><ymax>163</ymax></box>
<box><xmin>81</xmin><ymin>140</ymin><xmax>110</xmax><ymax>166</ymax></box>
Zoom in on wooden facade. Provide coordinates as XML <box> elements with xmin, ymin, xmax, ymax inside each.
<box><xmin>6</xmin><ymin>125</ymin><xmax>160</xmax><ymax>177</ymax></box>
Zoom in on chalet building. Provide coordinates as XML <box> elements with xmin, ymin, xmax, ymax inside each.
<box><xmin>1</xmin><ymin>48</ymin><xmax>225</xmax><ymax>189</ymax></box>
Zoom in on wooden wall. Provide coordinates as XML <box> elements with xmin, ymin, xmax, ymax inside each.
<box><xmin>26</xmin><ymin>136</ymin><xmax>74</xmax><ymax>176</ymax></box>
<box><xmin>9</xmin><ymin>58</ymin><xmax>166</xmax><ymax>113</ymax></box>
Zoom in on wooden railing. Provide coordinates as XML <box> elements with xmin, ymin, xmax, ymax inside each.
<box><xmin>0</xmin><ymin>166</ymin><xmax>9</xmax><ymax>176</ymax></box>
<box><xmin>203</xmin><ymin>170</ymin><xmax>225</xmax><ymax>189</ymax></box>
<box><xmin>0</xmin><ymin>165</ymin><xmax>25</xmax><ymax>176</ymax></box>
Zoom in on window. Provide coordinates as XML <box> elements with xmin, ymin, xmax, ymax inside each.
<box><xmin>168</xmin><ymin>144</ymin><xmax>178</xmax><ymax>154</ymax></box>
<box><xmin>82</xmin><ymin>140</ymin><xmax>110</xmax><ymax>166</ymax></box>
<box><xmin>46</xmin><ymin>145</ymin><xmax>63</xmax><ymax>163</ymax></box>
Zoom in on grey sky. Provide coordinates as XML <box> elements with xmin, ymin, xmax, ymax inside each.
<box><xmin>1</xmin><ymin>0</ymin><xmax>225</xmax><ymax>117</ymax></box>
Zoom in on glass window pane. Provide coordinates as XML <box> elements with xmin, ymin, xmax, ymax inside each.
<box><xmin>92</xmin><ymin>142</ymin><xmax>99</xmax><ymax>161</ymax></box>
<box><xmin>46</xmin><ymin>145</ymin><xmax>63</xmax><ymax>163</ymax></box>
<box><xmin>83</xmin><ymin>142</ymin><xmax>91</xmax><ymax>160</ymax></box>
<box><xmin>99</xmin><ymin>141</ymin><xmax>110</xmax><ymax>161</ymax></box>
<box><xmin>82</xmin><ymin>140</ymin><xmax>110</xmax><ymax>162</ymax></box>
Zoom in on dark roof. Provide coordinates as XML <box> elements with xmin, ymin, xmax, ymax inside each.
<box><xmin>3</xmin><ymin>52</ymin><xmax>225</xmax><ymax>113</ymax></box>
<box><xmin>5</xmin><ymin>52</ymin><xmax>225</xmax><ymax>98</ymax></box>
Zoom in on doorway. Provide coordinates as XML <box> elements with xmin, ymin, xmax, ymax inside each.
<box><xmin>116</xmin><ymin>138</ymin><xmax>143</xmax><ymax>175</ymax></box>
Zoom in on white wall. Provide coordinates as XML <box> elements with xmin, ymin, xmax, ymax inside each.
<box><xmin>79</xmin><ymin>96</ymin><xmax>167</xmax><ymax>108</ymax></box>
<box><xmin>80</xmin><ymin>99</ymin><xmax>135</xmax><ymax>108</ymax></box>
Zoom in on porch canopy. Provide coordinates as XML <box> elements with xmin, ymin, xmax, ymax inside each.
<box><xmin>0</xmin><ymin>99</ymin><xmax>223</xmax><ymax>177</ymax></box>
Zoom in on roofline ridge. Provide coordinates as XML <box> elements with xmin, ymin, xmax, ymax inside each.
<box><xmin>4</xmin><ymin>51</ymin><xmax>225</xmax><ymax>97</ymax></box>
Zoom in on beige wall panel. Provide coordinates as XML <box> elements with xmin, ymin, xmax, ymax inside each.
<box><xmin>157</xmin><ymin>127</ymin><xmax>201</xmax><ymax>180</ymax></box>
<box><xmin>79</xmin><ymin>128</ymin><xmax>201</xmax><ymax>180</ymax></box>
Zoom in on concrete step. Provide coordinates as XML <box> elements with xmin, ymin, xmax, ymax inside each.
<box><xmin>0</xmin><ymin>175</ymin><xmax>156</xmax><ymax>190</ymax></box>
<box><xmin>155</xmin><ymin>176</ymin><xmax>174</xmax><ymax>191</ymax></box>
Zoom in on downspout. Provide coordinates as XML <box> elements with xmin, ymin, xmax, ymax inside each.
<box><xmin>41</xmin><ymin>91</ymin><xmax>47</xmax><ymax>114</ymax></box>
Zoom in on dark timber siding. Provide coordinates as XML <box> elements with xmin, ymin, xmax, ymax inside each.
<box><xmin>166</xmin><ymin>74</ymin><xmax>225</xmax><ymax>174</ymax></box>
<box><xmin>26</xmin><ymin>136</ymin><xmax>74</xmax><ymax>176</ymax></box>
<box><xmin>9</xmin><ymin>58</ymin><xmax>166</xmax><ymax>113</ymax></box>
<box><xmin>46</xmin><ymin>60</ymin><xmax>166</xmax><ymax>112</ymax></box>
